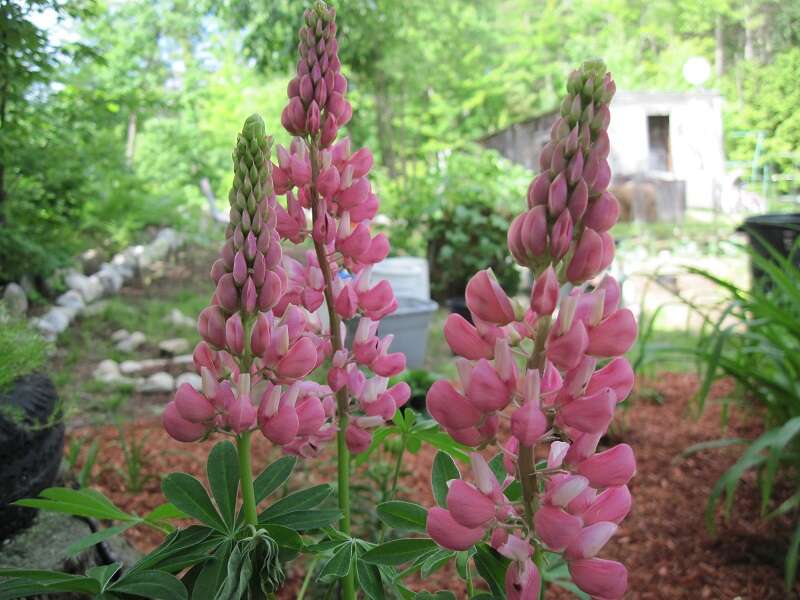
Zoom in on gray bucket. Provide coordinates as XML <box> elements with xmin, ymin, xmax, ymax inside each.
<box><xmin>378</xmin><ymin>297</ymin><xmax>439</xmax><ymax>369</ymax></box>
<box><xmin>345</xmin><ymin>297</ymin><xmax>439</xmax><ymax>369</ymax></box>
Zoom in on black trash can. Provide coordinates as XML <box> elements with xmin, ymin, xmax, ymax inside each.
<box><xmin>738</xmin><ymin>213</ymin><xmax>800</xmax><ymax>288</ymax></box>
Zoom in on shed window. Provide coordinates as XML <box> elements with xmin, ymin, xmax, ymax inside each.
<box><xmin>647</xmin><ymin>115</ymin><xmax>671</xmax><ymax>171</ymax></box>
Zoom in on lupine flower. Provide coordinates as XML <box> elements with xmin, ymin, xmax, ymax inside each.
<box><xmin>163</xmin><ymin>114</ymin><xmax>333</xmax><ymax>453</ymax></box>
<box><xmin>272</xmin><ymin>1</ymin><xmax>404</xmax><ymax>455</ymax></box>
<box><xmin>425</xmin><ymin>60</ymin><xmax>635</xmax><ymax>600</ymax></box>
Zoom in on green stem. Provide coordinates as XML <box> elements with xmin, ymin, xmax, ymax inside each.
<box><xmin>238</xmin><ymin>431</ymin><xmax>258</xmax><ymax>527</ymax></box>
<box><xmin>520</xmin><ymin>314</ymin><xmax>552</xmax><ymax>599</ymax></box>
<box><xmin>297</xmin><ymin>558</ymin><xmax>318</xmax><ymax>600</ymax></box>
<box><xmin>378</xmin><ymin>441</ymin><xmax>406</xmax><ymax>543</ymax></box>
<box><xmin>309</xmin><ymin>140</ymin><xmax>356</xmax><ymax>600</ymax></box>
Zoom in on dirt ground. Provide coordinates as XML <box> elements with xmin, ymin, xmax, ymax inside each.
<box><xmin>66</xmin><ymin>370</ymin><xmax>798</xmax><ymax>599</ymax></box>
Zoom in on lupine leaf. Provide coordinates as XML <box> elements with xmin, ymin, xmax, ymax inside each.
<box><xmin>361</xmin><ymin>538</ymin><xmax>437</xmax><ymax>566</ymax></box>
<box><xmin>162</xmin><ymin>473</ymin><xmax>227</xmax><ymax>533</ymax></box>
<box><xmin>431</xmin><ymin>451</ymin><xmax>460</xmax><ymax>507</ymax></box>
<box><xmin>253</xmin><ymin>456</ymin><xmax>297</xmax><ymax>504</ymax></box>
<box><xmin>377</xmin><ymin>501</ymin><xmax>427</xmax><ymax>531</ymax></box>
<box><xmin>206</xmin><ymin>441</ymin><xmax>240</xmax><ymax>530</ymax></box>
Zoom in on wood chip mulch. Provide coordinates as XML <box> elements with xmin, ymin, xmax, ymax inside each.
<box><xmin>67</xmin><ymin>372</ymin><xmax>798</xmax><ymax>599</ymax></box>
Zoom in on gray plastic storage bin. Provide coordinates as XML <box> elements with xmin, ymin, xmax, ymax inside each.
<box><xmin>379</xmin><ymin>297</ymin><xmax>438</xmax><ymax>369</ymax></box>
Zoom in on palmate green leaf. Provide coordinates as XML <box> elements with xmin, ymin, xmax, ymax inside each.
<box><xmin>129</xmin><ymin>526</ymin><xmax>217</xmax><ymax>575</ymax></box>
<box><xmin>412</xmin><ymin>429</ymin><xmax>470</xmax><ymax>462</ymax></box>
<box><xmin>263</xmin><ymin>508</ymin><xmax>341</xmax><ymax>531</ymax></box>
<box><xmin>431</xmin><ymin>451</ymin><xmax>460</xmax><ymax>507</ymax></box>
<box><xmin>87</xmin><ymin>562</ymin><xmax>121</xmax><ymax>590</ymax></box>
<box><xmin>473</xmin><ymin>544</ymin><xmax>507</xmax><ymax>599</ymax></box>
<box><xmin>0</xmin><ymin>570</ymin><xmax>100</xmax><ymax>594</ymax></box>
<box><xmin>66</xmin><ymin>523</ymin><xmax>136</xmax><ymax>557</ymax></box>
<box><xmin>361</xmin><ymin>538</ymin><xmax>437</xmax><ymax>566</ymax></box>
<box><xmin>186</xmin><ymin>540</ymin><xmax>233</xmax><ymax>600</ymax></box>
<box><xmin>259</xmin><ymin>484</ymin><xmax>332</xmax><ymax>521</ymax></box>
<box><xmin>207</xmin><ymin>441</ymin><xmax>240</xmax><ymax>529</ymax></box>
<box><xmin>253</xmin><ymin>456</ymin><xmax>297</xmax><ymax>504</ymax></box>
<box><xmin>110</xmin><ymin>570</ymin><xmax>187</xmax><ymax>600</ymax></box>
<box><xmin>162</xmin><ymin>473</ymin><xmax>227</xmax><ymax>533</ymax></box>
<box><xmin>146</xmin><ymin>502</ymin><xmax>186</xmax><ymax>524</ymax></box>
<box><xmin>318</xmin><ymin>541</ymin><xmax>354</xmax><ymax>583</ymax></box>
<box><xmin>355</xmin><ymin>553</ymin><xmax>385</xmax><ymax>600</ymax></box>
<box><xmin>420</xmin><ymin>549</ymin><xmax>454</xmax><ymax>578</ymax></box>
<box><xmin>14</xmin><ymin>487</ymin><xmax>135</xmax><ymax>522</ymax></box>
<box><xmin>377</xmin><ymin>501</ymin><xmax>428</xmax><ymax>531</ymax></box>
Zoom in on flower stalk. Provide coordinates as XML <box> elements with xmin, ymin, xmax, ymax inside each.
<box><xmin>425</xmin><ymin>60</ymin><xmax>637</xmax><ymax>600</ymax></box>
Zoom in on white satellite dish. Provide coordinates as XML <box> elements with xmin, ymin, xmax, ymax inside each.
<box><xmin>683</xmin><ymin>56</ymin><xmax>711</xmax><ymax>87</ymax></box>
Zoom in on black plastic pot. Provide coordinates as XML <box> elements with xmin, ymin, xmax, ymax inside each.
<box><xmin>445</xmin><ymin>296</ymin><xmax>472</xmax><ymax>323</ymax></box>
<box><xmin>738</xmin><ymin>213</ymin><xmax>800</xmax><ymax>288</ymax></box>
<box><xmin>0</xmin><ymin>373</ymin><xmax>64</xmax><ymax>540</ymax></box>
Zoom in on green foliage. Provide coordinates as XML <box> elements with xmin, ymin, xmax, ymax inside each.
<box><xmin>668</xmin><ymin>240</ymin><xmax>800</xmax><ymax>589</ymax></box>
<box><xmin>725</xmin><ymin>48</ymin><xmax>800</xmax><ymax>194</ymax></box>
<box><xmin>0</xmin><ymin>317</ymin><xmax>48</xmax><ymax>389</ymax></box>
<box><xmin>385</xmin><ymin>147</ymin><xmax>527</xmax><ymax>301</ymax></box>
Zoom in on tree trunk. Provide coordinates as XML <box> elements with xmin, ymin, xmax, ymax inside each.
<box><xmin>374</xmin><ymin>72</ymin><xmax>397</xmax><ymax>176</ymax></box>
<box><xmin>125</xmin><ymin>111</ymin><xmax>137</xmax><ymax>167</ymax></box>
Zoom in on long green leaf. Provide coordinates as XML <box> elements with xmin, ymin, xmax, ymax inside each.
<box><xmin>361</xmin><ymin>538</ymin><xmax>437</xmax><ymax>566</ymax></box>
<box><xmin>377</xmin><ymin>501</ymin><xmax>428</xmax><ymax>531</ymax></box>
<box><xmin>318</xmin><ymin>542</ymin><xmax>354</xmax><ymax>583</ymax></box>
<box><xmin>253</xmin><ymin>456</ymin><xmax>297</xmax><ymax>504</ymax></box>
<box><xmin>431</xmin><ymin>451</ymin><xmax>460</xmax><ymax>507</ymax></box>
<box><xmin>67</xmin><ymin>524</ymin><xmax>135</xmax><ymax>557</ymax></box>
<box><xmin>112</xmin><ymin>570</ymin><xmax>188</xmax><ymax>600</ymax></box>
<box><xmin>162</xmin><ymin>473</ymin><xmax>227</xmax><ymax>533</ymax></box>
<box><xmin>207</xmin><ymin>441</ymin><xmax>240</xmax><ymax>530</ymax></box>
<box><xmin>263</xmin><ymin>509</ymin><xmax>341</xmax><ymax>531</ymax></box>
<box><xmin>259</xmin><ymin>484</ymin><xmax>331</xmax><ymax>521</ymax></box>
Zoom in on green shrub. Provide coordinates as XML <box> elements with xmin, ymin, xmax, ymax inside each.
<box><xmin>672</xmin><ymin>239</ymin><xmax>800</xmax><ymax>590</ymax></box>
<box><xmin>383</xmin><ymin>146</ymin><xmax>529</xmax><ymax>301</ymax></box>
<box><xmin>0</xmin><ymin>317</ymin><xmax>49</xmax><ymax>390</ymax></box>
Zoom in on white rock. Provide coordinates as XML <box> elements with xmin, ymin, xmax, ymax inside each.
<box><xmin>96</xmin><ymin>264</ymin><xmax>123</xmax><ymax>294</ymax></box>
<box><xmin>93</xmin><ymin>359</ymin><xmax>120</xmax><ymax>382</ymax></box>
<box><xmin>2</xmin><ymin>283</ymin><xmax>28</xmax><ymax>317</ymax></box>
<box><xmin>119</xmin><ymin>360</ymin><xmax>144</xmax><ymax>374</ymax></box>
<box><xmin>175</xmin><ymin>372</ymin><xmax>202</xmax><ymax>390</ymax></box>
<box><xmin>172</xmin><ymin>354</ymin><xmax>194</xmax><ymax>366</ymax></box>
<box><xmin>65</xmin><ymin>271</ymin><xmax>104</xmax><ymax>303</ymax></box>
<box><xmin>159</xmin><ymin>338</ymin><xmax>189</xmax><ymax>356</ymax></box>
<box><xmin>138</xmin><ymin>357</ymin><xmax>171</xmax><ymax>370</ymax></box>
<box><xmin>111</xmin><ymin>329</ymin><xmax>130</xmax><ymax>342</ymax></box>
<box><xmin>165</xmin><ymin>308</ymin><xmax>195</xmax><ymax>329</ymax></box>
<box><xmin>116</xmin><ymin>331</ymin><xmax>146</xmax><ymax>353</ymax></box>
<box><xmin>36</xmin><ymin>307</ymin><xmax>73</xmax><ymax>336</ymax></box>
<box><xmin>136</xmin><ymin>371</ymin><xmax>174</xmax><ymax>393</ymax></box>
<box><xmin>56</xmin><ymin>290</ymin><xmax>85</xmax><ymax>314</ymax></box>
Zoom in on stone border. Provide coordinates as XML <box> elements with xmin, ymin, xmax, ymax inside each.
<box><xmin>1</xmin><ymin>228</ymin><xmax>185</xmax><ymax>341</ymax></box>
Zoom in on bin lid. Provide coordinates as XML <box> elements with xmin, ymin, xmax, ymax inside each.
<box><xmin>741</xmin><ymin>213</ymin><xmax>800</xmax><ymax>228</ymax></box>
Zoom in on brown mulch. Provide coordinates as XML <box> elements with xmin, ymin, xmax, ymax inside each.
<box><xmin>67</xmin><ymin>373</ymin><xmax>798</xmax><ymax>599</ymax></box>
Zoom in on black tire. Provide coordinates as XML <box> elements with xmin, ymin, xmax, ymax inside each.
<box><xmin>0</xmin><ymin>373</ymin><xmax>64</xmax><ymax>540</ymax></box>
